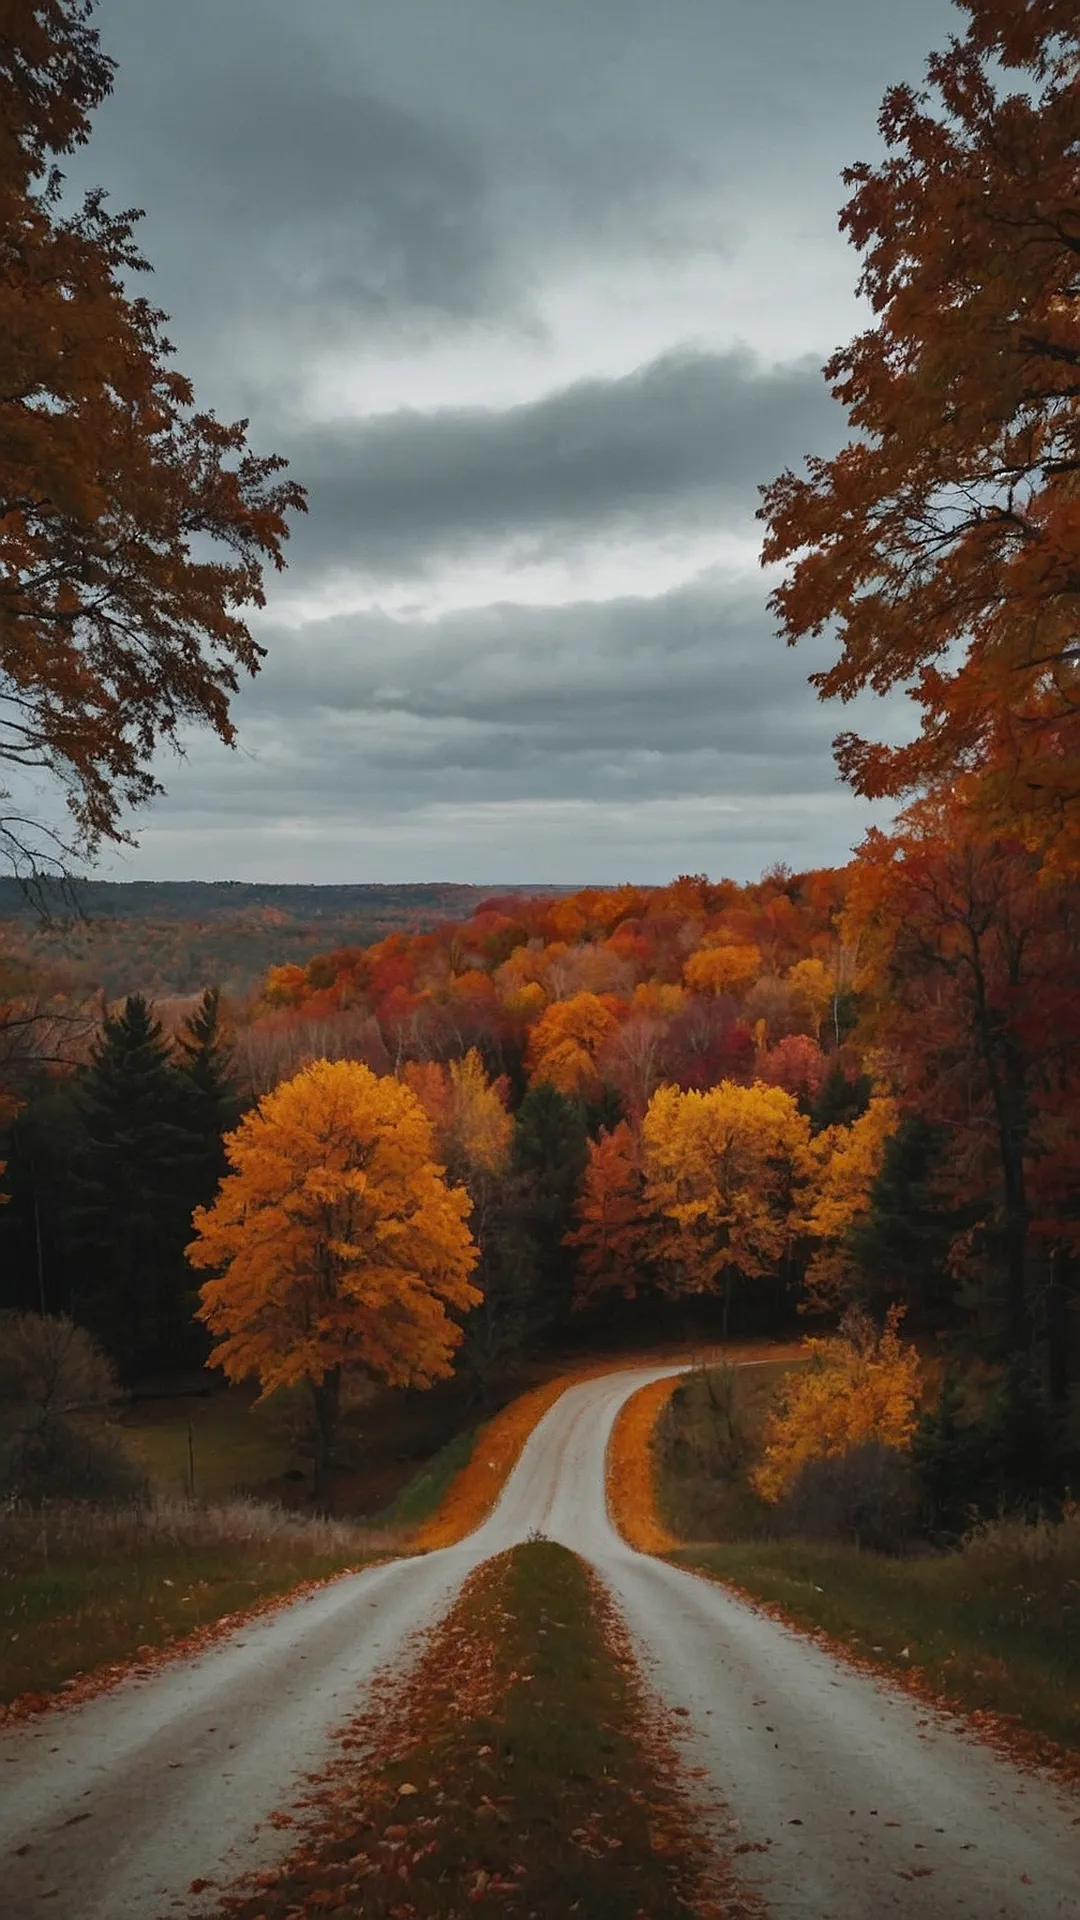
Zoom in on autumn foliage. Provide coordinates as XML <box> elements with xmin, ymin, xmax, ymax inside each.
<box><xmin>760</xmin><ymin>1</ymin><xmax>1080</xmax><ymax>866</ymax></box>
<box><xmin>641</xmin><ymin>1080</ymin><xmax>812</xmax><ymax>1318</ymax></box>
<box><xmin>605</xmin><ymin>1376</ymin><xmax>681</xmax><ymax>1554</ymax></box>
<box><xmin>752</xmin><ymin>1308</ymin><xmax>922</xmax><ymax>1503</ymax></box>
<box><xmin>566</xmin><ymin>1122</ymin><xmax>655</xmax><ymax>1308</ymax></box>
<box><xmin>189</xmin><ymin>1059</ymin><xmax>479</xmax><ymax>1493</ymax></box>
<box><xmin>0</xmin><ymin>0</ymin><xmax>305</xmax><ymax>867</ymax></box>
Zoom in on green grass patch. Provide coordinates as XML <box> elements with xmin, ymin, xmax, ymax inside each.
<box><xmin>0</xmin><ymin>1503</ymin><xmax>383</xmax><ymax>1705</ymax></box>
<box><xmin>377</xmin><ymin>1426</ymin><xmax>477</xmax><ymax>1528</ymax></box>
<box><xmin>118</xmin><ymin>1386</ymin><xmax>303</xmax><ymax>1501</ymax></box>
<box><xmin>218</xmin><ymin>1541</ymin><xmax>725</xmax><ymax>1919</ymax></box>
<box><xmin>672</xmin><ymin>1532</ymin><xmax>1080</xmax><ymax>1752</ymax></box>
<box><xmin>118</xmin><ymin>1376</ymin><xmax>495</xmax><ymax>1518</ymax></box>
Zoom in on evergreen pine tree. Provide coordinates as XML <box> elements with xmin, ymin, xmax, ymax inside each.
<box><xmin>911</xmin><ymin>1374</ymin><xmax>983</xmax><ymax>1539</ymax></box>
<box><xmin>70</xmin><ymin>996</ymin><xmax>203</xmax><ymax>1375</ymax></box>
<box><xmin>457</xmin><ymin>1172</ymin><xmax>537</xmax><ymax>1407</ymax></box>
<box><xmin>0</xmin><ymin>1077</ymin><xmax>82</xmax><ymax>1317</ymax></box>
<box><xmin>583</xmin><ymin>1081</ymin><xmax>625</xmax><ymax>1140</ymax></box>
<box><xmin>811</xmin><ymin>1065</ymin><xmax>871</xmax><ymax>1132</ymax></box>
<box><xmin>847</xmin><ymin>1115</ymin><xmax>957</xmax><ymax>1321</ymax></box>
<box><xmin>984</xmin><ymin>1358</ymin><xmax>1067</xmax><ymax>1518</ymax></box>
<box><xmin>510</xmin><ymin>1084</ymin><xmax>588</xmax><ymax>1335</ymax></box>
<box><xmin>175</xmin><ymin>987</ymin><xmax>239</xmax><ymax>1199</ymax></box>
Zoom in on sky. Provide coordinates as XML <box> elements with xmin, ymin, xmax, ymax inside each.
<box><xmin>71</xmin><ymin>0</ymin><xmax>958</xmax><ymax>887</ymax></box>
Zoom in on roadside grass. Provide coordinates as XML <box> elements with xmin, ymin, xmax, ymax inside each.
<box><xmin>378</xmin><ymin>1427</ymin><xmax>477</xmax><ymax>1529</ymax></box>
<box><xmin>656</xmin><ymin>1362</ymin><xmax>1080</xmax><ymax>1757</ymax></box>
<box><xmin>408</xmin><ymin>1378</ymin><xmax>577</xmax><ymax>1549</ymax></box>
<box><xmin>118</xmin><ymin>1387</ymin><xmax>300</xmax><ymax>1501</ymax></box>
<box><xmin>673</xmin><ymin>1522</ymin><xmax>1080</xmax><ymax>1754</ymax></box>
<box><xmin>4</xmin><ymin>1344</ymin><xmax>798</xmax><ymax>1713</ymax></box>
<box><xmin>0</xmin><ymin>1500</ymin><xmax>389</xmax><ymax>1708</ymax></box>
<box><xmin>606</xmin><ymin>1375</ymin><xmax>682</xmax><ymax>1552</ymax></box>
<box><xmin>216</xmin><ymin>1541</ymin><xmax>747</xmax><ymax>1920</ymax></box>
<box><xmin>658</xmin><ymin>1360</ymin><xmax>800</xmax><ymax>1542</ymax></box>
<box><xmin>117</xmin><ymin>1374</ymin><xmax>489</xmax><ymax>1515</ymax></box>
<box><xmin>404</xmin><ymin>1344</ymin><xmax>801</xmax><ymax>1552</ymax></box>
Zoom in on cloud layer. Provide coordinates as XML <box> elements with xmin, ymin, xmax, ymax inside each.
<box><xmin>73</xmin><ymin>0</ymin><xmax>955</xmax><ymax>884</ymax></box>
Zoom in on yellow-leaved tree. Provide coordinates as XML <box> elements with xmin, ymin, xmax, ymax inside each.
<box><xmin>683</xmin><ymin>942</ymin><xmax>761</xmax><ymax>998</ymax></box>
<box><xmin>801</xmin><ymin>1095</ymin><xmax>898</xmax><ymax>1310</ymax></box>
<box><xmin>446</xmin><ymin>1049</ymin><xmax>514</xmax><ymax>1178</ymax></box>
<box><xmin>752</xmin><ymin>1306</ymin><xmax>921</xmax><ymax>1503</ymax></box>
<box><xmin>785</xmin><ymin>957</ymin><xmax>835</xmax><ymax>1040</ymax></box>
<box><xmin>641</xmin><ymin>1080</ymin><xmax>812</xmax><ymax>1332</ymax></box>
<box><xmin>188</xmin><ymin>1058</ymin><xmax>480</xmax><ymax>1496</ymax></box>
<box><xmin>402</xmin><ymin>1048</ymin><xmax>513</xmax><ymax>1182</ymax></box>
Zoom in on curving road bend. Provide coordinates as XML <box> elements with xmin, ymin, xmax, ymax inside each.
<box><xmin>1</xmin><ymin>1366</ymin><xmax>1077</xmax><ymax>1918</ymax></box>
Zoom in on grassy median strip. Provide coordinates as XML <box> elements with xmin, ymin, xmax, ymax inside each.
<box><xmin>215</xmin><ymin>1540</ymin><xmax>750</xmax><ymax>1920</ymax></box>
<box><xmin>0</xmin><ymin>1501</ymin><xmax>387</xmax><ymax>1710</ymax></box>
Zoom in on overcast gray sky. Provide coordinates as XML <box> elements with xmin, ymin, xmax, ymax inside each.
<box><xmin>76</xmin><ymin>0</ymin><xmax>957</xmax><ymax>885</ymax></box>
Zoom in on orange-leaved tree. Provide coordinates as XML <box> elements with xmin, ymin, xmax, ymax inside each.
<box><xmin>566</xmin><ymin>1120</ymin><xmax>658</xmax><ymax>1309</ymax></box>
<box><xmin>752</xmin><ymin>1306</ymin><xmax>922</xmax><ymax>1502</ymax></box>
<box><xmin>847</xmin><ymin>797</ymin><xmax>1080</xmax><ymax>1356</ymax></box>
<box><xmin>760</xmin><ymin>0</ymin><xmax>1080</xmax><ymax>867</ymax></box>
<box><xmin>525</xmin><ymin>990</ymin><xmax>620</xmax><ymax>1095</ymax></box>
<box><xmin>188</xmin><ymin>1058</ymin><xmax>480</xmax><ymax>1496</ymax></box>
<box><xmin>1</xmin><ymin>0</ymin><xmax>306</xmax><ymax>871</ymax></box>
<box><xmin>641</xmin><ymin>1080</ymin><xmax>812</xmax><ymax>1331</ymax></box>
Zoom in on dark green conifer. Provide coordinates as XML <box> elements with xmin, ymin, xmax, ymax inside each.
<box><xmin>175</xmin><ymin>987</ymin><xmax>239</xmax><ymax>1194</ymax></box>
<box><xmin>848</xmin><ymin>1115</ymin><xmax>957</xmax><ymax>1320</ymax></box>
<box><xmin>70</xmin><ymin>995</ymin><xmax>202</xmax><ymax>1374</ymax></box>
<box><xmin>510</xmin><ymin>1084</ymin><xmax>588</xmax><ymax>1335</ymax></box>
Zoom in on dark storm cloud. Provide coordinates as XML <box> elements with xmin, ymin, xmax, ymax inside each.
<box><xmin>76</xmin><ymin>5</ymin><xmax>503</xmax><ymax>406</ymax></box>
<box><xmin>283</xmin><ymin>349</ymin><xmax>840</xmax><ymax>579</ymax></box>
<box><xmin>82</xmin><ymin>0</ymin><xmax>957</xmax><ymax>401</ymax></box>
<box><xmin>120</xmin><ymin>569</ymin><xmax>904</xmax><ymax>883</ymax></box>
<box><xmin>233</xmin><ymin>570</ymin><xmax>895</xmax><ymax>810</ymax></box>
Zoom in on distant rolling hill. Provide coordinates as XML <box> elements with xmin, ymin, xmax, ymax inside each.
<box><xmin>0</xmin><ymin>879</ymin><xmax>570</xmax><ymax>1001</ymax></box>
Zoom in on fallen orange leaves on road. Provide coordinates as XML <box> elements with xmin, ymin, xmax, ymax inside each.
<box><xmin>410</xmin><ymin>1377</ymin><xmax>574</xmax><ymax>1549</ymax></box>
<box><xmin>410</xmin><ymin>1352</ymin><xmax>703</xmax><ymax>1550</ymax></box>
<box><xmin>606</xmin><ymin>1374</ymin><xmax>682</xmax><ymax>1553</ymax></box>
<box><xmin>212</xmin><ymin>1540</ymin><xmax>761</xmax><ymax>1919</ymax></box>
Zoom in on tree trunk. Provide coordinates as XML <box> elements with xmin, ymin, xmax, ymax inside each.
<box><xmin>1044</xmin><ymin>1247</ymin><xmax>1071</xmax><ymax>1405</ymax></box>
<box><xmin>310</xmin><ymin>1367</ymin><xmax>341</xmax><ymax>1508</ymax></box>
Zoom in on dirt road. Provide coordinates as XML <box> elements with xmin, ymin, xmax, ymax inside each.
<box><xmin>2</xmin><ymin>1365</ymin><xmax>1077</xmax><ymax>1918</ymax></box>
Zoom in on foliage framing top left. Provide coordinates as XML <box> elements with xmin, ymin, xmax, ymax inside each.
<box><xmin>0</xmin><ymin>0</ymin><xmax>307</xmax><ymax>874</ymax></box>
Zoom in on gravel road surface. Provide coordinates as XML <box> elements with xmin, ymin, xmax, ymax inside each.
<box><xmin>2</xmin><ymin>1364</ymin><xmax>1077</xmax><ymax>1918</ymax></box>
